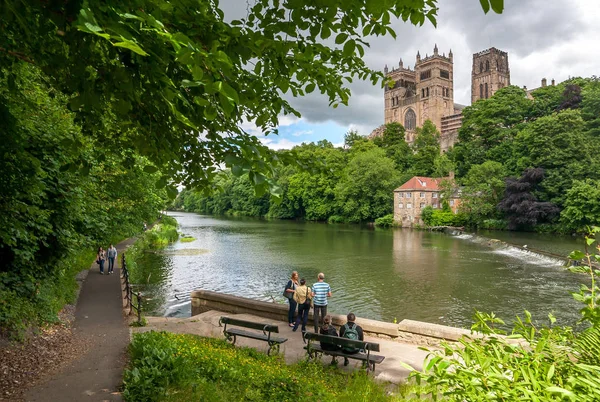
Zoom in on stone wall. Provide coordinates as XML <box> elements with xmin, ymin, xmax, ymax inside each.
<box><xmin>191</xmin><ymin>289</ymin><xmax>476</xmax><ymax>345</ymax></box>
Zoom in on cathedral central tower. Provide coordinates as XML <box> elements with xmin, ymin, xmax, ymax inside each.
<box><xmin>471</xmin><ymin>47</ymin><xmax>510</xmax><ymax>103</ymax></box>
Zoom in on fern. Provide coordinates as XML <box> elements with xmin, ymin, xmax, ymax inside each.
<box><xmin>574</xmin><ymin>326</ymin><xmax>600</xmax><ymax>365</ymax></box>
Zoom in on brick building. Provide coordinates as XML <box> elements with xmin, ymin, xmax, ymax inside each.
<box><xmin>393</xmin><ymin>176</ymin><xmax>461</xmax><ymax>228</ymax></box>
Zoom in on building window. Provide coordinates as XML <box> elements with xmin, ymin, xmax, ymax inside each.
<box><xmin>480</xmin><ymin>84</ymin><xmax>483</xmax><ymax>99</ymax></box>
<box><xmin>440</xmin><ymin>69</ymin><xmax>449</xmax><ymax>79</ymax></box>
<box><xmin>449</xmin><ymin>200</ymin><xmax>455</xmax><ymax>207</ymax></box>
<box><xmin>433</xmin><ymin>203</ymin><xmax>438</xmax><ymax>209</ymax></box>
<box><xmin>398</xmin><ymin>203</ymin><xmax>403</xmax><ymax>209</ymax></box>
<box><xmin>485</xmin><ymin>83</ymin><xmax>489</xmax><ymax>99</ymax></box>
<box><xmin>420</xmin><ymin>192</ymin><xmax>425</xmax><ymax>198</ymax></box>
<box><xmin>407</xmin><ymin>203</ymin><xmax>412</xmax><ymax>209</ymax></box>
<box><xmin>426</xmin><ymin>87</ymin><xmax>429</xmax><ymax>97</ymax></box>
<box><xmin>433</xmin><ymin>193</ymin><xmax>438</xmax><ymax>198</ymax></box>
<box><xmin>420</xmin><ymin>70</ymin><xmax>431</xmax><ymax>80</ymax></box>
<box><xmin>405</xmin><ymin>192</ymin><xmax>412</xmax><ymax>198</ymax></box>
<box><xmin>486</xmin><ymin>60</ymin><xmax>490</xmax><ymax>71</ymax></box>
<box><xmin>421</xmin><ymin>88</ymin><xmax>425</xmax><ymax>97</ymax></box>
<box><xmin>398</xmin><ymin>193</ymin><xmax>403</xmax><ymax>198</ymax></box>
<box><xmin>420</xmin><ymin>202</ymin><xmax>425</xmax><ymax>208</ymax></box>
<box><xmin>404</xmin><ymin>109</ymin><xmax>416</xmax><ymax>130</ymax></box>
<box><xmin>480</xmin><ymin>62</ymin><xmax>483</xmax><ymax>73</ymax></box>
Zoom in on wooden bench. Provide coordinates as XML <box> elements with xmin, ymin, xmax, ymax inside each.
<box><xmin>219</xmin><ymin>316</ymin><xmax>287</xmax><ymax>356</ymax></box>
<box><xmin>303</xmin><ymin>332</ymin><xmax>385</xmax><ymax>374</ymax></box>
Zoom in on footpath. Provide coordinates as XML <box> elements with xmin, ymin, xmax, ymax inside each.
<box><xmin>25</xmin><ymin>238</ymin><xmax>137</xmax><ymax>402</ymax></box>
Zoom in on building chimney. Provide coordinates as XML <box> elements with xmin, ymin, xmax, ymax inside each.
<box><xmin>551</xmin><ymin>79</ymin><xmax>555</xmax><ymax>86</ymax></box>
<box><xmin>541</xmin><ymin>78</ymin><xmax>547</xmax><ymax>87</ymax></box>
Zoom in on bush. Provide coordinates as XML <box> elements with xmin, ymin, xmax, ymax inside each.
<box><xmin>374</xmin><ymin>214</ymin><xmax>395</xmax><ymax>227</ymax></box>
<box><xmin>478</xmin><ymin>219</ymin><xmax>508</xmax><ymax>230</ymax></box>
<box><xmin>327</xmin><ymin>215</ymin><xmax>346</xmax><ymax>224</ymax></box>
<box><xmin>123</xmin><ymin>331</ymin><xmax>409</xmax><ymax>402</ymax></box>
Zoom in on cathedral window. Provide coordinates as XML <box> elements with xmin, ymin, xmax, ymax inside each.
<box><xmin>426</xmin><ymin>87</ymin><xmax>429</xmax><ymax>97</ymax></box>
<box><xmin>480</xmin><ymin>62</ymin><xmax>483</xmax><ymax>73</ymax></box>
<box><xmin>421</xmin><ymin>89</ymin><xmax>425</xmax><ymax>97</ymax></box>
<box><xmin>440</xmin><ymin>69</ymin><xmax>450</xmax><ymax>79</ymax></box>
<box><xmin>420</xmin><ymin>69</ymin><xmax>432</xmax><ymax>80</ymax></box>
<box><xmin>485</xmin><ymin>83</ymin><xmax>489</xmax><ymax>98</ymax></box>
<box><xmin>486</xmin><ymin>60</ymin><xmax>490</xmax><ymax>71</ymax></box>
<box><xmin>480</xmin><ymin>84</ymin><xmax>483</xmax><ymax>99</ymax></box>
<box><xmin>404</xmin><ymin>109</ymin><xmax>416</xmax><ymax>131</ymax></box>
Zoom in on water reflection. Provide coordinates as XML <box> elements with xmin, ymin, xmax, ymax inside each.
<box><xmin>141</xmin><ymin>212</ymin><xmax>583</xmax><ymax>329</ymax></box>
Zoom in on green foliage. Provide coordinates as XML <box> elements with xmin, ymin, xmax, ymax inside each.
<box><xmin>567</xmin><ymin>227</ymin><xmax>600</xmax><ymax>326</ymax></box>
<box><xmin>123</xmin><ymin>331</ymin><xmax>406</xmax><ymax>402</ymax></box>
<box><xmin>459</xmin><ymin>161</ymin><xmax>507</xmax><ymax>226</ymax></box>
<box><xmin>411</xmin><ymin>120</ymin><xmax>441</xmax><ymax>176</ymax></box>
<box><xmin>560</xmin><ymin>179</ymin><xmax>600</xmax><ymax>232</ymax></box>
<box><xmin>374</xmin><ymin>214</ymin><xmax>395</xmax><ymax>227</ymax></box>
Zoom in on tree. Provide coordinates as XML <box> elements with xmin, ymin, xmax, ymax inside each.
<box><xmin>373</xmin><ymin>122</ymin><xmax>413</xmax><ymax>171</ymax></box>
<box><xmin>560</xmin><ymin>179</ymin><xmax>600</xmax><ymax>232</ymax></box>
<box><xmin>513</xmin><ymin>109</ymin><xmax>597</xmax><ymax>207</ymax></box>
<box><xmin>497</xmin><ymin>168</ymin><xmax>560</xmax><ymax>230</ymax></box>
<box><xmin>343</xmin><ymin>130</ymin><xmax>365</xmax><ymax>150</ymax></box>
<box><xmin>459</xmin><ymin>161</ymin><xmax>507</xmax><ymax>224</ymax></box>
<box><xmin>581</xmin><ymin>78</ymin><xmax>600</xmax><ymax>137</ymax></box>
<box><xmin>0</xmin><ymin>0</ymin><xmax>502</xmax><ymax>193</ymax></box>
<box><xmin>411</xmin><ymin>120</ymin><xmax>440</xmax><ymax>176</ymax></box>
<box><xmin>335</xmin><ymin>148</ymin><xmax>400</xmax><ymax>222</ymax></box>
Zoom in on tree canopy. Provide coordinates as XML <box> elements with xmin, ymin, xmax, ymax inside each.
<box><xmin>1</xmin><ymin>0</ymin><xmax>502</xmax><ymax>194</ymax></box>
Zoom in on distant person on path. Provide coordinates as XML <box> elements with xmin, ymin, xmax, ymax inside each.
<box><xmin>312</xmin><ymin>273</ymin><xmax>331</xmax><ymax>332</ymax></box>
<box><xmin>107</xmin><ymin>244</ymin><xmax>118</xmax><ymax>275</ymax></box>
<box><xmin>284</xmin><ymin>271</ymin><xmax>299</xmax><ymax>327</ymax></box>
<box><xmin>292</xmin><ymin>278</ymin><xmax>312</xmax><ymax>333</ymax></box>
<box><xmin>339</xmin><ymin>312</ymin><xmax>364</xmax><ymax>366</ymax></box>
<box><xmin>143</xmin><ymin>222</ymin><xmax>148</xmax><ymax>231</ymax></box>
<box><xmin>96</xmin><ymin>247</ymin><xmax>106</xmax><ymax>275</ymax></box>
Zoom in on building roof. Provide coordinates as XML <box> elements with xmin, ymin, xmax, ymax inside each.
<box><xmin>394</xmin><ymin>176</ymin><xmax>445</xmax><ymax>192</ymax></box>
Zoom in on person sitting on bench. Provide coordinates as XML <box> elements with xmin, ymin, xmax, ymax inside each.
<box><xmin>319</xmin><ymin>315</ymin><xmax>340</xmax><ymax>352</ymax></box>
<box><xmin>339</xmin><ymin>312</ymin><xmax>364</xmax><ymax>366</ymax></box>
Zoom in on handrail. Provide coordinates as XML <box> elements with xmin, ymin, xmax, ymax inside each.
<box><xmin>121</xmin><ymin>253</ymin><xmax>142</xmax><ymax>324</ymax></box>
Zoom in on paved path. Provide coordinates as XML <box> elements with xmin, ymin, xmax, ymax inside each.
<box><xmin>26</xmin><ymin>238</ymin><xmax>137</xmax><ymax>402</ymax></box>
<box><xmin>134</xmin><ymin>311</ymin><xmax>431</xmax><ymax>384</ymax></box>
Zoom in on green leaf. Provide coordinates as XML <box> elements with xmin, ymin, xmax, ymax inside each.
<box><xmin>144</xmin><ymin>165</ymin><xmax>159</xmax><ymax>173</ymax></box>
<box><xmin>489</xmin><ymin>0</ymin><xmax>504</xmax><ymax>13</ymax></box>
<box><xmin>479</xmin><ymin>0</ymin><xmax>490</xmax><ymax>14</ymax></box>
<box><xmin>569</xmin><ymin>250</ymin><xmax>586</xmax><ymax>261</ymax></box>
<box><xmin>181</xmin><ymin>80</ymin><xmax>202</xmax><ymax>88</ymax></box>
<box><xmin>113</xmin><ymin>41</ymin><xmax>148</xmax><ymax>56</ymax></box>
<box><xmin>166</xmin><ymin>185</ymin><xmax>178</xmax><ymax>200</ymax></box>
<box><xmin>343</xmin><ymin>40</ymin><xmax>355</xmax><ymax>57</ymax></box>
<box><xmin>305</xmin><ymin>83</ymin><xmax>316</xmax><ymax>94</ymax></box>
<box><xmin>335</xmin><ymin>33</ymin><xmax>348</xmax><ymax>44</ymax></box>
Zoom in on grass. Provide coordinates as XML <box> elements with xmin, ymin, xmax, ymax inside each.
<box><xmin>123</xmin><ymin>331</ymin><xmax>433</xmax><ymax>402</ymax></box>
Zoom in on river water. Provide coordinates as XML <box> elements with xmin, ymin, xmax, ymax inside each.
<box><xmin>136</xmin><ymin>212</ymin><xmax>587</xmax><ymax>329</ymax></box>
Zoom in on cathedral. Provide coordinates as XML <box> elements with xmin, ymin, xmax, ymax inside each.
<box><xmin>370</xmin><ymin>46</ymin><xmax>511</xmax><ymax>151</ymax></box>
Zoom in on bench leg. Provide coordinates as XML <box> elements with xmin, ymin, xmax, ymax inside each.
<box><xmin>267</xmin><ymin>342</ymin><xmax>280</xmax><ymax>356</ymax></box>
<box><xmin>224</xmin><ymin>333</ymin><xmax>237</xmax><ymax>346</ymax></box>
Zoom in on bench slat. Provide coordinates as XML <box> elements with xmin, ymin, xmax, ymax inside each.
<box><xmin>226</xmin><ymin>328</ymin><xmax>287</xmax><ymax>344</ymax></box>
<box><xmin>220</xmin><ymin>316</ymin><xmax>279</xmax><ymax>333</ymax></box>
<box><xmin>304</xmin><ymin>345</ymin><xmax>385</xmax><ymax>364</ymax></box>
<box><xmin>304</xmin><ymin>332</ymin><xmax>380</xmax><ymax>352</ymax></box>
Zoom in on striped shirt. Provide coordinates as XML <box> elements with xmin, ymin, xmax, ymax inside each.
<box><xmin>312</xmin><ymin>281</ymin><xmax>331</xmax><ymax>306</ymax></box>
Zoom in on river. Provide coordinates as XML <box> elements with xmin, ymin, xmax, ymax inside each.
<box><xmin>135</xmin><ymin>212</ymin><xmax>587</xmax><ymax>329</ymax></box>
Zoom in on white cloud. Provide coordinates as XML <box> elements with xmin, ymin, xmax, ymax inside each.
<box><xmin>260</xmin><ymin>137</ymin><xmax>305</xmax><ymax>150</ymax></box>
<box><xmin>291</xmin><ymin>130</ymin><xmax>313</xmax><ymax>137</ymax></box>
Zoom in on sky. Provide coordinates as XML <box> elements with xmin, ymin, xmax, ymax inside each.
<box><xmin>224</xmin><ymin>0</ymin><xmax>600</xmax><ymax>149</ymax></box>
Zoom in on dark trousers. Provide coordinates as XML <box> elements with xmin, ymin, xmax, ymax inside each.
<box><xmin>313</xmin><ymin>305</ymin><xmax>327</xmax><ymax>332</ymax></box>
<box><xmin>287</xmin><ymin>298</ymin><xmax>297</xmax><ymax>324</ymax></box>
<box><xmin>99</xmin><ymin>260</ymin><xmax>105</xmax><ymax>273</ymax></box>
<box><xmin>108</xmin><ymin>257</ymin><xmax>115</xmax><ymax>273</ymax></box>
<box><xmin>294</xmin><ymin>303</ymin><xmax>310</xmax><ymax>331</ymax></box>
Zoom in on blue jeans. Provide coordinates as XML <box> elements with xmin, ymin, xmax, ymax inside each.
<box><xmin>108</xmin><ymin>257</ymin><xmax>115</xmax><ymax>273</ymax></box>
<box><xmin>288</xmin><ymin>298</ymin><xmax>297</xmax><ymax>324</ymax></box>
<box><xmin>294</xmin><ymin>303</ymin><xmax>310</xmax><ymax>331</ymax></box>
<box><xmin>99</xmin><ymin>259</ymin><xmax>105</xmax><ymax>273</ymax></box>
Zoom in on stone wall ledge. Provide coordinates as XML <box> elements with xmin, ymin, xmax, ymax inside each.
<box><xmin>191</xmin><ymin>289</ymin><xmax>484</xmax><ymax>342</ymax></box>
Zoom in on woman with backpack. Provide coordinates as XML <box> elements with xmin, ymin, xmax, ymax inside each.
<box><xmin>283</xmin><ymin>271</ymin><xmax>299</xmax><ymax>327</ymax></box>
<box><xmin>292</xmin><ymin>278</ymin><xmax>312</xmax><ymax>333</ymax></box>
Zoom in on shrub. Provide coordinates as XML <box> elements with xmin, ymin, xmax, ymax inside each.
<box><xmin>374</xmin><ymin>214</ymin><xmax>395</xmax><ymax>227</ymax></box>
<box><xmin>327</xmin><ymin>215</ymin><xmax>346</xmax><ymax>224</ymax></box>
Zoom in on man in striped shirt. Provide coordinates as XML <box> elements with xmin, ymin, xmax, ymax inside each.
<box><xmin>311</xmin><ymin>273</ymin><xmax>332</xmax><ymax>332</ymax></box>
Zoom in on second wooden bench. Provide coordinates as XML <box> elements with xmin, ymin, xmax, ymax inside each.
<box><xmin>219</xmin><ymin>316</ymin><xmax>288</xmax><ymax>355</ymax></box>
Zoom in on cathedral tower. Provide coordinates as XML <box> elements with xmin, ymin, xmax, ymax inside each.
<box><xmin>471</xmin><ymin>47</ymin><xmax>510</xmax><ymax>104</ymax></box>
<box><xmin>414</xmin><ymin>44</ymin><xmax>454</xmax><ymax>141</ymax></box>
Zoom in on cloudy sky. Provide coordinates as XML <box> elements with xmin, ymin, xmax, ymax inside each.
<box><xmin>225</xmin><ymin>0</ymin><xmax>600</xmax><ymax>149</ymax></box>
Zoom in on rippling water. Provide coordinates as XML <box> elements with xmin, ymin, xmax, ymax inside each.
<box><xmin>138</xmin><ymin>212</ymin><xmax>586</xmax><ymax>329</ymax></box>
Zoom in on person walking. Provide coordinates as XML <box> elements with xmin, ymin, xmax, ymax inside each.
<box><xmin>311</xmin><ymin>272</ymin><xmax>331</xmax><ymax>332</ymax></box>
<box><xmin>107</xmin><ymin>244</ymin><xmax>118</xmax><ymax>274</ymax></box>
<box><xmin>284</xmin><ymin>271</ymin><xmax>299</xmax><ymax>327</ymax></box>
<box><xmin>292</xmin><ymin>278</ymin><xmax>312</xmax><ymax>333</ymax></box>
<box><xmin>340</xmin><ymin>312</ymin><xmax>364</xmax><ymax>366</ymax></box>
<box><xmin>96</xmin><ymin>247</ymin><xmax>106</xmax><ymax>275</ymax></box>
